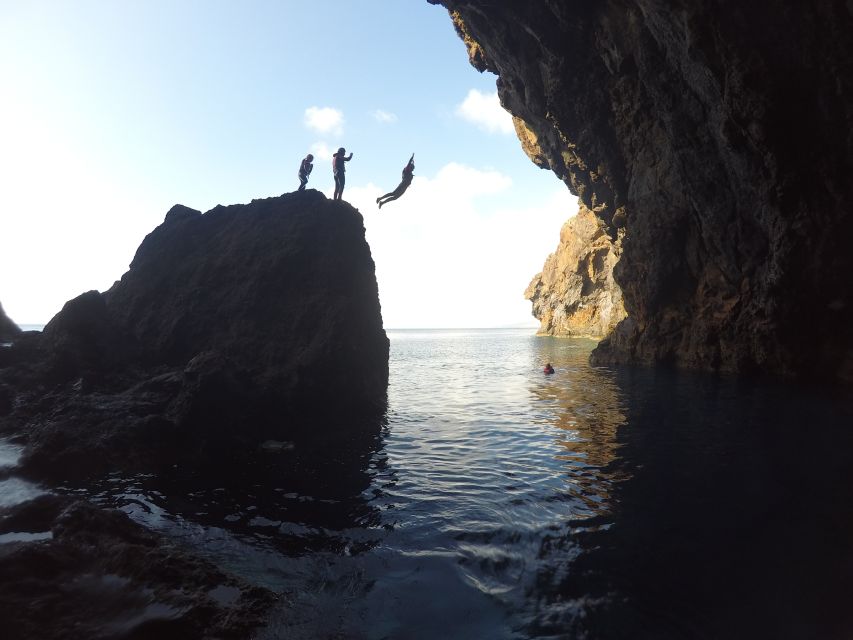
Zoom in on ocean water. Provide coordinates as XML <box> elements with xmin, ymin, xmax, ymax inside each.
<box><xmin>0</xmin><ymin>441</ymin><xmax>45</xmax><ymax>510</ymax></box>
<box><xmin>17</xmin><ymin>329</ymin><xmax>853</xmax><ymax>638</ymax></box>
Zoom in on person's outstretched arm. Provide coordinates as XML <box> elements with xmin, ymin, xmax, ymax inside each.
<box><xmin>346</xmin><ymin>153</ymin><xmax>353</xmax><ymax>161</ymax></box>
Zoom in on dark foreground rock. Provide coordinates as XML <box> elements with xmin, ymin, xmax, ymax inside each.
<box><xmin>432</xmin><ymin>0</ymin><xmax>853</xmax><ymax>381</ymax></box>
<box><xmin>0</xmin><ymin>301</ymin><xmax>20</xmax><ymax>343</ymax></box>
<box><xmin>0</xmin><ymin>495</ymin><xmax>275</xmax><ymax>639</ymax></box>
<box><xmin>0</xmin><ymin>191</ymin><xmax>389</xmax><ymax>480</ymax></box>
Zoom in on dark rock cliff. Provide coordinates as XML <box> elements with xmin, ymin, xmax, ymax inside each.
<box><xmin>0</xmin><ymin>191</ymin><xmax>389</xmax><ymax>478</ymax></box>
<box><xmin>431</xmin><ymin>0</ymin><xmax>853</xmax><ymax>380</ymax></box>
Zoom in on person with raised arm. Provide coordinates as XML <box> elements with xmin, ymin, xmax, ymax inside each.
<box><xmin>377</xmin><ymin>154</ymin><xmax>415</xmax><ymax>209</ymax></box>
<box><xmin>332</xmin><ymin>147</ymin><xmax>353</xmax><ymax>200</ymax></box>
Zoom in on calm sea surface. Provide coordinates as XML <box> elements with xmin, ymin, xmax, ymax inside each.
<box><xmin>45</xmin><ymin>329</ymin><xmax>853</xmax><ymax>637</ymax></box>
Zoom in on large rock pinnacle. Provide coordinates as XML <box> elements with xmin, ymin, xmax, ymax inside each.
<box><xmin>0</xmin><ymin>191</ymin><xmax>389</xmax><ymax>479</ymax></box>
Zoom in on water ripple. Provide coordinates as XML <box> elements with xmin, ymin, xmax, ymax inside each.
<box><xmin>42</xmin><ymin>329</ymin><xmax>853</xmax><ymax>639</ymax></box>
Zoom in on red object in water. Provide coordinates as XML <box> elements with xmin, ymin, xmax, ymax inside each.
<box><xmin>544</xmin><ymin>364</ymin><xmax>555</xmax><ymax>374</ymax></box>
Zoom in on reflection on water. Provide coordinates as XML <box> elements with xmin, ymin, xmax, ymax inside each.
<box><xmin>531</xmin><ymin>337</ymin><xmax>628</xmax><ymax>517</ymax></box>
<box><xmin>28</xmin><ymin>330</ymin><xmax>853</xmax><ymax>638</ymax></box>
<box><xmin>530</xmin><ymin>364</ymin><xmax>853</xmax><ymax>639</ymax></box>
<box><xmin>68</xmin><ymin>425</ymin><xmax>386</xmax><ymax>575</ymax></box>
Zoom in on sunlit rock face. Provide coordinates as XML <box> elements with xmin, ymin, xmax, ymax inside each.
<box><xmin>525</xmin><ymin>204</ymin><xmax>625</xmax><ymax>338</ymax></box>
<box><xmin>432</xmin><ymin>0</ymin><xmax>853</xmax><ymax>380</ymax></box>
<box><xmin>0</xmin><ymin>192</ymin><xmax>389</xmax><ymax>479</ymax></box>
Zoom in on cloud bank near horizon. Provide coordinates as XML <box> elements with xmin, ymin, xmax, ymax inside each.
<box><xmin>346</xmin><ymin>162</ymin><xmax>576</xmax><ymax>329</ymax></box>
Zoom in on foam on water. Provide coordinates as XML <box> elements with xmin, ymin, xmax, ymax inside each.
<box><xmin>0</xmin><ymin>440</ymin><xmax>46</xmax><ymax>510</ymax></box>
<box><xmin>0</xmin><ymin>477</ymin><xmax>46</xmax><ymax>509</ymax></box>
<box><xmin>0</xmin><ymin>440</ymin><xmax>24</xmax><ymax>469</ymax></box>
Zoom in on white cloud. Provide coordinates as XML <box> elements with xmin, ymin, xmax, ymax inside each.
<box><xmin>346</xmin><ymin>163</ymin><xmax>576</xmax><ymax>329</ymax></box>
<box><xmin>428</xmin><ymin>162</ymin><xmax>513</xmax><ymax>197</ymax></box>
<box><xmin>303</xmin><ymin>106</ymin><xmax>344</xmax><ymax>135</ymax></box>
<box><xmin>371</xmin><ymin>109</ymin><xmax>398</xmax><ymax>124</ymax></box>
<box><xmin>455</xmin><ymin>89</ymin><xmax>515</xmax><ymax>135</ymax></box>
<box><xmin>309</xmin><ymin>141</ymin><xmax>334</xmax><ymax>162</ymax></box>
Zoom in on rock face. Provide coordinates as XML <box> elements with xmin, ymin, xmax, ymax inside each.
<box><xmin>431</xmin><ymin>1</ymin><xmax>853</xmax><ymax>380</ymax></box>
<box><xmin>0</xmin><ymin>191</ymin><xmax>389</xmax><ymax>479</ymax></box>
<box><xmin>0</xmin><ymin>302</ymin><xmax>20</xmax><ymax>343</ymax></box>
<box><xmin>525</xmin><ymin>204</ymin><xmax>625</xmax><ymax>337</ymax></box>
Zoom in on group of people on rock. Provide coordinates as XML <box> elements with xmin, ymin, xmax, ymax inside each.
<box><xmin>298</xmin><ymin>151</ymin><xmax>558</xmax><ymax>375</ymax></box>
<box><xmin>296</xmin><ymin>149</ymin><xmax>415</xmax><ymax>208</ymax></box>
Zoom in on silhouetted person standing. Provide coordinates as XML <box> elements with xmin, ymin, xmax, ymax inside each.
<box><xmin>377</xmin><ymin>154</ymin><xmax>415</xmax><ymax>209</ymax></box>
<box><xmin>298</xmin><ymin>153</ymin><xmax>314</xmax><ymax>191</ymax></box>
<box><xmin>332</xmin><ymin>147</ymin><xmax>353</xmax><ymax>200</ymax></box>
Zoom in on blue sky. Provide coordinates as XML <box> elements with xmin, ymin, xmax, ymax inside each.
<box><xmin>0</xmin><ymin>1</ymin><xmax>576</xmax><ymax>327</ymax></box>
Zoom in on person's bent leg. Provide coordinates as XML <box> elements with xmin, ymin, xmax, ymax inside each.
<box><xmin>381</xmin><ymin>183</ymin><xmax>408</xmax><ymax>206</ymax></box>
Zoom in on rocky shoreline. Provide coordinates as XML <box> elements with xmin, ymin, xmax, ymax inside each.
<box><xmin>0</xmin><ymin>495</ymin><xmax>275</xmax><ymax>639</ymax></box>
<box><xmin>0</xmin><ymin>190</ymin><xmax>389</xmax><ymax>638</ymax></box>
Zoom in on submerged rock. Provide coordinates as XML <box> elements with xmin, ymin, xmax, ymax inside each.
<box><xmin>432</xmin><ymin>0</ymin><xmax>853</xmax><ymax>381</ymax></box>
<box><xmin>0</xmin><ymin>191</ymin><xmax>389</xmax><ymax>479</ymax></box>
<box><xmin>525</xmin><ymin>204</ymin><xmax>625</xmax><ymax>338</ymax></box>
<box><xmin>0</xmin><ymin>496</ymin><xmax>275</xmax><ymax>639</ymax></box>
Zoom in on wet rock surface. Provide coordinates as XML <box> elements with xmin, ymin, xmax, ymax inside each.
<box><xmin>0</xmin><ymin>496</ymin><xmax>275</xmax><ymax>639</ymax></box>
<box><xmin>432</xmin><ymin>0</ymin><xmax>853</xmax><ymax>381</ymax></box>
<box><xmin>525</xmin><ymin>204</ymin><xmax>625</xmax><ymax>337</ymax></box>
<box><xmin>0</xmin><ymin>191</ymin><xmax>389</xmax><ymax>480</ymax></box>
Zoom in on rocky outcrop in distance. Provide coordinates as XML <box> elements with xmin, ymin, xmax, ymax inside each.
<box><xmin>0</xmin><ymin>302</ymin><xmax>20</xmax><ymax>343</ymax></box>
<box><xmin>0</xmin><ymin>191</ymin><xmax>389</xmax><ymax>479</ymax></box>
<box><xmin>525</xmin><ymin>204</ymin><xmax>625</xmax><ymax>338</ymax></box>
<box><xmin>431</xmin><ymin>0</ymin><xmax>853</xmax><ymax>381</ymax></box>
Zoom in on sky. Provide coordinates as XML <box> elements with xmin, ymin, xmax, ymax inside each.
<box><xmin>0</xmin><ymin>0</ymin><xmax>577</xmax><ymax>329</ymax></box>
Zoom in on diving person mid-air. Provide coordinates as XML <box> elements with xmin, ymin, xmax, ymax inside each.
<box><xmin>377</xmin><ymin>154</ymin><xmax>415</xmax><ymax>209</ymax></box>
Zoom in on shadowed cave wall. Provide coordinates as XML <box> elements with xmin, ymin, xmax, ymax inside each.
<box><xmin>431</xmin><ymin>0</ymin><xmax>853</xmax><ymax>381</ymax></box>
